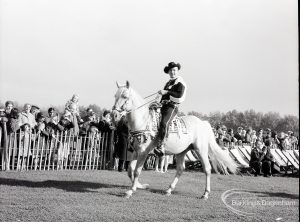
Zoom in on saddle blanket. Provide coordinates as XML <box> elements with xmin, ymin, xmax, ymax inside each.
<box><xmin>149</xmin><ymin>106</ymin><xmax>187</xmax><ymax>135</ymax></box>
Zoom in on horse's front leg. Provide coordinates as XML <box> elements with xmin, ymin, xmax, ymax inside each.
<box><xmin>128</xmin><ymin>154</ymin><xmax>149</xmax><ymax>187</ymax></box>
<box><xmin>125</xmin><ymin>152</ymin><xmax>148</xmax><ymax>198</ymax></box>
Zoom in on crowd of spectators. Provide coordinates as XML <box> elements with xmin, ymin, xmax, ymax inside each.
<box><xmin>0</xmin><ymin>98</ymin><xmax>298</xmax><ymax>173</ymax></box>
<box><xmin>0</xmin><ymin>95</ymin><xmax>115</xmax><ymax>139</ymax></box>
<box><xmin>213</xmin><ymin>124</ymin><xmax>298</xmax><ymax>151</ymax></box>
<box><xmin>213</xmin><ymin>124</ymin><xmax>298</xmax><ymax>177</ymax></box>
<box><xmin>0</xmin><ymin>95</ymin><xmax>135</xmax><ymax>171</ymax></box>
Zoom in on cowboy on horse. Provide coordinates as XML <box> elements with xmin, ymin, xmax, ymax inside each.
<box><xmin>154</xmin><ymin>62</ymin><xmax>187</xmax><ymax>156</ymax></box>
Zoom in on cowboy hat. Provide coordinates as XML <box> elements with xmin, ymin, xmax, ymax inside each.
<box><xmin>164</xmin><ymin>62</ymin><xmax>181</xmax><ymax>74</ymax></box>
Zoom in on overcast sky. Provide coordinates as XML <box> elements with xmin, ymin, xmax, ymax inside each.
<box><xmin>0</xmin><ymin>0</ymin><xmax>298</xmax><ymax>116</ymax></box>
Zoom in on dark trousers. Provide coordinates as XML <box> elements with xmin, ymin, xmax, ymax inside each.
<box><xmin>118</xmin><ymin>159</ymin><xmax>129</xmax><ymax>172</ymax></box>
<box><xmin>158</xmin><ymin>104</ymin><xmax>178</xmax><ymax>141</ymax></box>
<box><xmin>262</xmin><ymin>160</ymin><xmax>274</xmax><ymax>176</ymax></box>
<box><xmin>250</xmin><ymin>161</ymin><xmax>262</xmax><ymax>175</ymax></box>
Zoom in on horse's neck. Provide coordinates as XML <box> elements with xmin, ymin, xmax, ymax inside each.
<box><xmin>127</xmin><ymin>90</ymin><xmax>150</xmax><ymax>132</ymax></box>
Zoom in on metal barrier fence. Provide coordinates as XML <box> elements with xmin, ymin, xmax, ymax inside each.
<box><xmin>0</xmin><ymin>122</ymin><xmax>298</xmax><ymax>171</ymax></box>
<box><xmin>0</xmin><ymin>123</ymin><xmax>115</xmax><ymax>171</ymax></box>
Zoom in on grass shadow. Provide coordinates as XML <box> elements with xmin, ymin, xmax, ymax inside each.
<box><xmin>0</xmin><ymin>177</ymin><xmax>128</xmax><ymax>193</ymax></box>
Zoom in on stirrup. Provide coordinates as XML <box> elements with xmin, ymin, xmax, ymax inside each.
<box><xmin>154</xmin><ymin>141</ymin><xmax>165</xmax><ymax>157</ymax></box>
<box><xmin>154</xmin><ymin>148</ymin><xmax>165</xmax><ymax>157</ymax></box>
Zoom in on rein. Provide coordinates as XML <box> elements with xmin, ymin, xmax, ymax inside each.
<box><xmin>143</xmin><ymin>92</ymin><xmax>158</xmax><ymax>99</ymax></box>
<box><xmin>126</xmin><ymin>97</ymin><xmax>157</xmax><ymax>114</ymax></box>
<box><xmin>117</xmin><ymin>92</ymin><xmax>159</xmax><ymax>114</ymax></box>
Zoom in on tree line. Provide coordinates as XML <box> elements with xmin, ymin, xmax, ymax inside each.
<box><xmin>1</xmin><ymin>101</ymin><xmax>298</xmax><ymax>136</ymax></box>
<box><xmin>186</xmin><ymin>109</ymin><xmax>299</xmax><ymax>136</ymax></box>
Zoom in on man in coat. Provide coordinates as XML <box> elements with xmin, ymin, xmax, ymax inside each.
<box><xmin>154</xmin><ymin>62</ymin><xmax>187</xmax><ymax>156</ymax></box>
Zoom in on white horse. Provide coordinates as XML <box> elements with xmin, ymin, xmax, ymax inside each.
<box><xmin>112</xmin><ymin>81</ymin><xmax>238</xmax><ymax>199</ymax></box>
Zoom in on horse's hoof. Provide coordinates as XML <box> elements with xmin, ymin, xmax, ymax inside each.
<box><xmin>165</xmin><ymin>191</ymin><xmax>172</xmax><ymax>196</ymax></box>
<box><xmin>125</xmin><ymin>190</ymin><xmax>133</xmax><ymax>198</ymax></box>
<box><xmin>125</xmin><ymin>193</ymin><xmax>132</xmax><ymax>198</ymax></box>
<box><xmin>200</xmin><ymin>195</ymin><xmax>209</xmax><ymax>200</ymax></box>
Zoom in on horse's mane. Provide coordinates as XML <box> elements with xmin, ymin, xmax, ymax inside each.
<box><xmin>128</xmin><ymin>87</ymin><xmax>145</xmax><ymax>107</ymax></box>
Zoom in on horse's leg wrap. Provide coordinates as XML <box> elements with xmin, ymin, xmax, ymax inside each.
<box><xmin>201</xmin><ymin>189</ymin><xmax>210</xmax><ymax>200</ymax></box>
<box><xmin>166</xmin><ymin>176</ymin><xmax>179</xmax><ymax>196</ymax></box>
<box><xmin>166</xmin><ymin>184</ymin><xmax>176</xmax><ymax>196</ymax></box>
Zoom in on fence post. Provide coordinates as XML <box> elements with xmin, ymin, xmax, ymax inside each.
<box><xmin>1</xmin><ymin>122</ymin><xmax>9</xmax><ymax>171</ymax></box>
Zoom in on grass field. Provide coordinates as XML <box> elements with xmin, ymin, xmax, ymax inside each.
<box><xmin>0</xmin><ymin>170</ymin><xmax>298</xmax><ymax>222</ymax></box>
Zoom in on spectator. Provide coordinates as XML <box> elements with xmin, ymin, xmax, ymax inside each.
<box><xmin>30</xmin><ymin>105</ymin><xmax>40</xmax><ymax>120</ymax></box>
<box><xmin>59</xmin><ymin>110</ymin><xmax>76</xmax><ymax>133</ymax></box>
<box><xmin>18</xmin><ymin>123</ymin><xmax>32</xmax><ymax>170</ymax></box>
<box><xmin>277</xmin><ymin>132</ymin><xmax>289</xmax><ymax>150</ymax></box>
<box><xmin>65</xmin><ymin>94</ymin><xmax>83</xmax><ymax>124</ymax></box>
<box><xmin>68</xmin><ymin>104</ymin><xmax>80</xmax><ymax>134</ymax></box>
<box><xmin>250</xmin><ymin>130</ymin><xmax>257</xmax><ymax>147</ymax></box>
<box><xmin>5</xmin><ymin>101</ymin><xmax>14</xmax><ymax>116</ymax></box>
<box><xmin>249</xmin><ymin>141</ymin><xmax>264</xmax><ymax>176</ymax></box>
<box><xmin>234</xmin><ymin>127</ymin><xmax>243</xmax><ymax>142</ymax></box>
<box><xmin>271</xmin><ymin>131</ymin><xmax>280</xmax><ymax>148</ymax></box>
<box><xmin>263</xmin><ymin>129</ymin><xmax>273</xmax><ymax>147</ymax></box>
<box><xmin>45</xmin><ymin>108</ymin><xmax>63</xmax><ymax>136</ymax></box>
<box><xmin>80</xmin><ymin>109</ymin><xmax>97</xmax><ymax>136</ymax></box>
<box><xmin>257</xmin><ymin>129</ymin><xmax>264</xmax><ymax>142</ymax></box>
<box><xmin>82</xmin><ymin>108</ymin><xmax>96</xmax><ymax>122</ymax></box>
<box><xmin>241</xmin><ymin>129</ymin><xmax>247</xmax><ymax>143</ymax></box>
<box><xmin>215</xmin><ymin>126</ymin><xmax>226</xmax><ymax>148</ymax></box>
<box><xmin>35</xmin><ymin>113</ymin><xmax>49</xmax><ymax>137</ymax></box>
<box><xmin>261</xmin><ymin>145</ymin><xmax>275</xmax><ymax>177</ymax></box>
<box><xmin>287</xmin><ymin>131</ymin><xmax>298</xmax><ymax>150</ymax></box>
<box><xmin>7</xmin><ymin>108</ymin><xmax>20</xmax><ymax>134</ymax></box>
<box><xmin>18</xmin><ymin>103</ymin><xmax>37</xmax><ymax>129</ymax></box>
<box><xmin>45</xmin><ymin>107</ymin><xmax>56</xmax><ymax>123</ymax></box>
<box><xmin>244</xmin><ymin>128</ymin><xmax>252</xmax><ymax>144</ymax></box>
<box><xmin>224</xmin><ymin>128</ymin><xmax>237</xmax><ymax>146</ymax></box>
<box><xmin>114</xmin><ymin>116</ymin><xmax>130</xmax><ymax>172</ymax></box>
<box><xmin>97</xmin><ymin>110</ymin><xmax>114</xmax><ymax>132</ymax></box>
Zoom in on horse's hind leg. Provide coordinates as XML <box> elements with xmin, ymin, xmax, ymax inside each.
<box><xmin>165</xmin><ymin>152</ymin><xmax>186</xmax><ymax>196</ymax></box>
<box><xmin>194</xmin><ymin>148</ymin><xmax>211</xmax><ymax>200</ymax></box>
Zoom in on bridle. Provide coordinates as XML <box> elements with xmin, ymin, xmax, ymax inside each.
<box><xmin>113</xmin><ymin>91</ymin><xmax>159</xmax><ymax>116</ymax></box>
<box><xmin>112</xmin><ymin>91</ymin><xmax>159</xmax><ymax>147</ymax></box>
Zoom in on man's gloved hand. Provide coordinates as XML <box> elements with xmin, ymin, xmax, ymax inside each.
<box><xmin>158</xmin><ymin>90</ymin><xmax>168</xmax><ymax>95</ymax></box>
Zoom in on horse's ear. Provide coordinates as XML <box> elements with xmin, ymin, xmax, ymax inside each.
<box><xmin>116</xmin><ymin>81</ymin><xmax>120</xmax><ymax>88</ymax></box>
<box><xmin>126</xmin><ymin>81</ymin><xmax>130</xmax><ymax>88</ymax></box>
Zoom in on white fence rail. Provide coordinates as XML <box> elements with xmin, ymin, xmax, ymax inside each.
<box><xmin>0</xmin><ymin>123</ymin><xmax>115</xmax><ymax>171</ymax></box>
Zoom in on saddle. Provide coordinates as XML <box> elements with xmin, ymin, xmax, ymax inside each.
<box><xmin>149</xmin><ymin>102</ymin><xmax>187</xmax><ymax>137</ymax></box>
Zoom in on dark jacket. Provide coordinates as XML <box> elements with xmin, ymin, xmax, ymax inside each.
<box><xmin>161</xmin><ymin>76</ymin><xmax>186</xmax><ymax>106</ymax></box>
<box><xmin>234</xmin><ymin>133</ymin><xmax>243</xmax><ymax>141</ymax></box>
<box><xmin>7</xmin><ymin>118</ymin><xmax>20</xmax><ymax>134</ymax></box>
<box><xmin>97</xmin><ymin>120</ymin><xmax>112</xmax><ymax>132</ymax></box>
<box><xmin>261</xmin><ymin>147</ymin><xmax>274</xmax><ymax>162</ymax></box>
<box><xmin>250</xmin><ymin>148</ymin><xmax>263</xmax><ymax>165</ymax></box>
<box><xmin>114</xmin><ymin>119</ymin><xmax>129</xmax><ymax>161</ymax></box>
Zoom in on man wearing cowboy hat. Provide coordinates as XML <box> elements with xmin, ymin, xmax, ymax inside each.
<box><xmin>154</xmin><ymin>62</ymin><xmax>187</xmax><ymax>156</ymax></box>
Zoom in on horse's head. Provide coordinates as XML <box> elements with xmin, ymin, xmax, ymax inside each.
<box><xmin>112</xmin><ymin>81</ymin><xmax>132</xmax><ymax>123</ymax></box>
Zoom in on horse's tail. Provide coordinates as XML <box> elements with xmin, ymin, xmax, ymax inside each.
<box><xmin>205</xmin><ymin>122</ymin><xmax>238</xmax><ymax>175</ymax></box>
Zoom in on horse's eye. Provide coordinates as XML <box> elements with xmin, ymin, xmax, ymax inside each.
<box><xmin>121</xmin><ymin>94</ymin><xmax>128</xmax><ymax>99</ymax></box>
